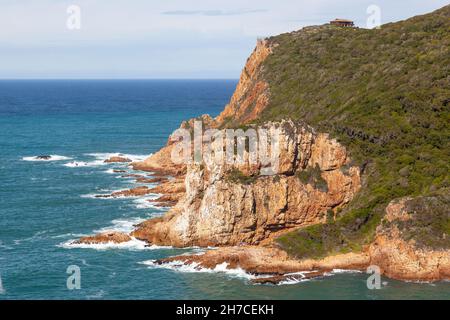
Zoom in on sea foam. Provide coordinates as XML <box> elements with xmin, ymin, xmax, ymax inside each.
<box><xmin>85</xmin><ymin>152</ymin><xmax>149</xmax><ymax>163</ymax></box>
<box><xmin>94</xmin><ymin>217</ymin><xmax>147</xmax><ymax>234</ymax></box>
<box><xmin>141</xmin><ymin>260</ymin><xmax>256</xmax><ymax>280</ymax></box>
<box><xmin>63</xmin><ymin>160</ymin><xmax>106</xmax><ymax>168</ymax></box>
<box><xmin>22</xmin><ymin>155</ymin><xmax>72</xmax><ymax>162</ymax></box>
<box><xmin>60</xmin><ymin>237</ymin><xmax>171</xmax><ymax>251</ymax></box>
<box><xmin>63</xmin><ymin>152</ymin><xmax>150</xmax><ymax>168</ymax></box>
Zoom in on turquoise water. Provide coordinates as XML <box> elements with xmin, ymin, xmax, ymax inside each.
<box><xmin>0</xmin><ymin>80</ymin><xmax>448</xmax><ymax>300</ymax></box>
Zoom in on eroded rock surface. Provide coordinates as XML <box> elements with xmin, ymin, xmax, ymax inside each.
<box><xmin>132</xmin><ymin>120</ymin><xmax>361</xmax><ymax>247</ymax></box>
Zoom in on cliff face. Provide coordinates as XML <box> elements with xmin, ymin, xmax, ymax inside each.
<box><xmin>216</xmin><ymin>39</ymin><xmax>272</xmax><ymax>125</ymax></box>
<box><xmin>132</xmin><ymin>39</ymin><xmax>273</xmax><ymax>174</ymax></box>
<box><xmin>132</xmin><ymin>120</ymin><xmax>361</xmax><ymax>247</ymax></box>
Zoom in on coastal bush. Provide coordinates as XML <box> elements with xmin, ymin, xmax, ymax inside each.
<box><xmin>296</xmin><ymin>165</ymin><xmax>328</xmax><ymax>192</ymax></box>
<box><xmin>225</xmin><ymin>168</ymin><xmax>256</xmax><ymax>185</ymax></box>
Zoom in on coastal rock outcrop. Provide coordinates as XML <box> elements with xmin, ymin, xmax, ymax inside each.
<box><xmin>95</xmin><ymin>186</ymin><xmax>152</xmax><ymax>198</ymax></box>
<box><xmin>132</xmin><ymin>120</ymin><xmax>361</xmax><ymax>247</ymax></box>
<box><xmin>75</xmin><ymin>232</ymin><xmax>131</xmax><ymax>244</ymax></box>
<box><xmin>153</xmin><ymin>197</ymin><xmax>449</xmax><ymax>283</ymax></box>
<box><xmin>154</xmin><ymin>246</ymin><xmax>368</xmax><ymax>275</ymax></box>
<box><xmin>367</xmin><ymin>197</ymin><xmax>450</xmax><ymax>281</ymax></box>
<box><xmin>104</xmin><ymin>156</ymin><xmax>132</xmax><ymax>163</ymax></box>
<box><xmin>131</xmin><ymin>114</ymin><xmax>216</xmax><ymax>174</ymax></box>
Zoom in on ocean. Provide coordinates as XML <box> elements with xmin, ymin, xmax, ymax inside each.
<box><xmin>0</xmin><ymin>80</ymin><xmax>448</xmax><ymax>300</ymax></box>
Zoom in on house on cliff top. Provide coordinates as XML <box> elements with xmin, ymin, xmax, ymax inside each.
<box><xmin>330</xmin><ymin>18</ymin><xmax>354</xmax><ymax>27</ymax></box>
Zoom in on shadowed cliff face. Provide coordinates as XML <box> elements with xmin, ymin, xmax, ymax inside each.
<box><xmin>131</xmin><ymin>120</ymin><xmax>361</xmax><ymax>247</ymax></box>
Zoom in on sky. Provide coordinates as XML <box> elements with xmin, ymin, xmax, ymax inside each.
<box><xmin>0</xmin><ymin>0</ymin><xmax>448</xmax><ymax>79</ymax></box>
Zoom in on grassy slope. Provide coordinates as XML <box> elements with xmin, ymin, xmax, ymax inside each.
<box><xmin>255</xmin><ymin>6</ymin><xmax>450</xmax><ymax>258</ymax></box>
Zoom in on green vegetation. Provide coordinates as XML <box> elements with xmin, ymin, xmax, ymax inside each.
<box><xmin>296</xmin><ymin>164</ymin><xmax>328</xmax><ymax>192</ymax></box>
<box><xmin>398</xmin><ymin>194</ymin><xmax>450</xmax><ymax>249</ymax></box>
<box><xmin>225</xmin><ymin>168</ymin><xmax>257</xmax><ymax>185</ymax></box>
<box><xmin>259</xmin><ymin>6</ymin><xmax>450</xmax><ymax>256</ymax></box>
<box><xmin>277</xmin><ymin>199</ymin><xmax>384</xmax><ymax>258</ymax></box>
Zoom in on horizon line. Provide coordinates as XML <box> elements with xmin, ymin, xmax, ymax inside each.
<box><xmin>0</xmin><ymin>78</ymin><xmax>239</xmax><ymax>81</ymax></box>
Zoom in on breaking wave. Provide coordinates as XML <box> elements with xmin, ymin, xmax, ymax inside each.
<box><xmin>94</xmin><ymin>217</ymin><xmax>146</xmax><ymax>234</ymax></box>
<box><xmin>59</xmin><ymin>237</ymin><xmax>169</xmax><ymax>251</ymax></box>
<box><xmin>85</xmin><ymin>152</ymin><xmax>149</xmax><ymax>163</ymax></box>
<box><xmin>133</xmin><ymin>194</ymin><xmax>164</xmax><ymax>210</ymax></box>
<box><xmin>63</xmin><ymin>152</ymin><xmax>150</xmax><ymax>168</ymax></box>
<box><xmin>22</xmin><ymin>155</ymin><xmax>72</xmax><ymax>162</ymax></box>
<box><xmin>141</xmin><ymin>260</ymin><xmax>256</xmax><ymax>280</ymax></box>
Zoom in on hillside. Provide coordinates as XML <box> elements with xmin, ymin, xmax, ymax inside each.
<box><xmin>219</xmin><ymin>5</ymin><xmax>450</xmax><ymax>258</ymax></box>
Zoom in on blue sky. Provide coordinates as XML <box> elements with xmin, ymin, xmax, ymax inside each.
<box><xmin>0</xmin><ymin>0</ymin><xmax>448</xmax><ymax>79</ymax></box>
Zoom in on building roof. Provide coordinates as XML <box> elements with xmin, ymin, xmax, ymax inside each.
<box><xmin>332</xmin><ymin>18</ymin><xmax>354</xmax><ymax>23</ymax></box>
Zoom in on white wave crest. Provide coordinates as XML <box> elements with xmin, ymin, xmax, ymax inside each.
<box><xmin>51</xmin><ymin>233</ymin><xmax>88</xmax><ymax>239</ymax></box>
<box><xmin>141</xmin><ymin>260</ymin><xmax>256</xmax><ymax>280</ymax></box>
<box><xmin>62</xmin><ymin>152</ymin><xmax>150</xmax><ymax>168</ymax></box>
<box><xmin>133</xmin><ymin>194</ymin><xmax>164</xmax><ymax>209</ymax></box>
<box><xmin>59</xmin><ymin>237</ymin><xmax>171</xmax><ymax>251</ymax></box>
<box><xmin>94</xmin><ymin>217</ymin><xmax>146</xmax><ymax>234</ymax></box>
<box><xmin>22</xmin><ymin>155</ymin><xmax>72</xmax><ymax>162</ymax></box>
<box><xmin>275</xmin><ymin>271</ymin><xmax>321</xmax><ymax>285</ymax></box>
<box><xmin>63</xmin><ymin>160</ymin><xmax>106</xmax><ymax>168</ymax></box>
<box><xmin>58</xmin><ymin>215</ymin><xmax>173</xmax><ymax>251</ymax></box>
<box><xmin>85</xmin><ymin>152</ymin><xmax>149</xmax><ymax>163</ymax></box>
<box><xmin>104</xmin><ymin>168</ymin><xmax>130</xmax><ymax>175</ymax></box>
<box><xmin>330</xmin><ymin>269</ymin><xmax>363</xmax><ymax>274</ymax></box>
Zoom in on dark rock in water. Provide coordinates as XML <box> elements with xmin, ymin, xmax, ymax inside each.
<box><xmin>36</xmin><ymin>155</ymin><xmax>52</xmax><ymax>160</ymax></box>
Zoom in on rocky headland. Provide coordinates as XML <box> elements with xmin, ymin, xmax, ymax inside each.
<box><xmin>77</xmin><ymin>6</ymin><xmax>449</xmax><ymax>283</ymax></box>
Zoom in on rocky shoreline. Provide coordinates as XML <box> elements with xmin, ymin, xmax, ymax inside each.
<box><xmin>76</xmin><ymin>127</ymin><xmax>449</xmax><ymax>284</ymax></box>
<box><xmin>75</xmin><ymin>27</ymin><xmax>449</xmax><ymax>284</ymax></box>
